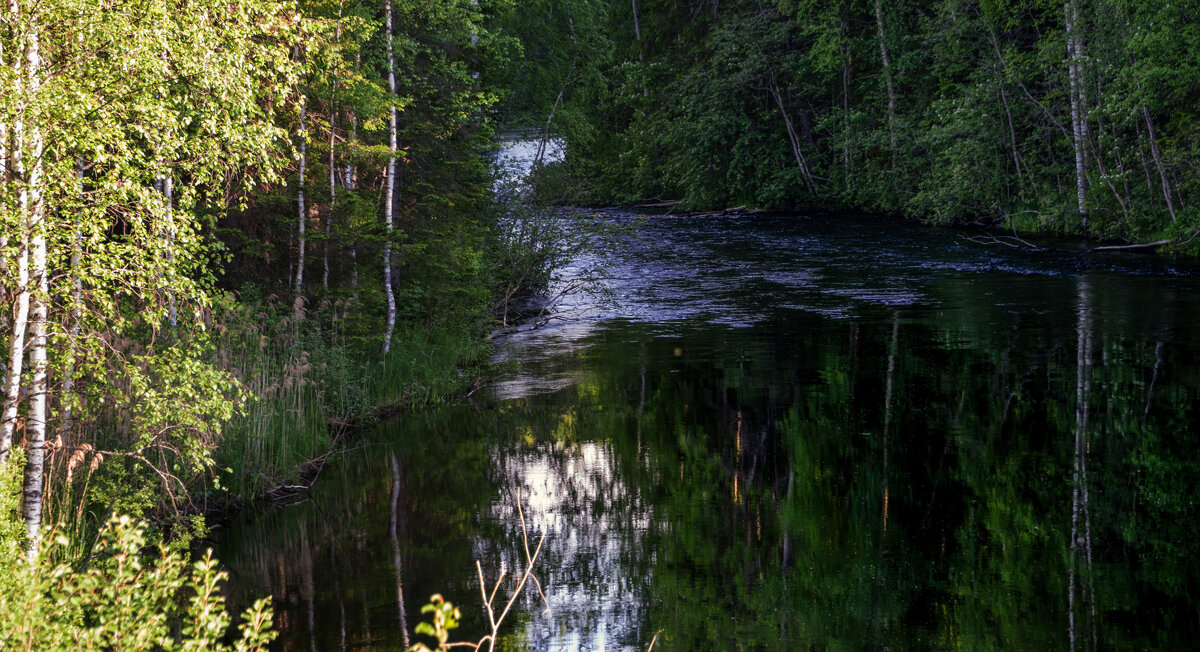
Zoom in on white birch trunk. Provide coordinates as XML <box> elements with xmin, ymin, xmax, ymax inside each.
<box><xmin>1065</xmin><ymin>0</ymin><xmax>1089</xmax><ymax>232</ymax></box>
<box><xmin>22</xmin><ymin>21</ymin><xmax>48</xmax><ymax>560</ymax></box>
<box><xmin>1</xmin><ymin>18</ymin><xmax>28</xmax><ymax>462</ymax></box>
<box><xmin>0</xmin><ymin>235</ymin><xmax>28</xmax><ymax>462</ymax></box>
<box><xmin>295</xmin><ymin>94</ymin><xmax>307</xmax><ymax>300</ymax></box>
<box><xmin>381</xmin><ymin>0</ymin><xmax>397</xmax><ymax>354</ymax></box>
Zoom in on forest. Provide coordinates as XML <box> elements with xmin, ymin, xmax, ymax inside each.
<box><xmin>2</xmin><ymin>0</ymin><xmax>1199</xmax><ymax>647</ymax></box>
<box><xmin>520</xmin><ymin>0</ymin><xmax>1200</xmax><ymax>247</ymax></box>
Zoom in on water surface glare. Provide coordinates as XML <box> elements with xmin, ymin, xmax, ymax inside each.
<box><xmin>217</xmin><ymin>214</ymin><xmax>1200</xmax><ymax>650</ymax></box>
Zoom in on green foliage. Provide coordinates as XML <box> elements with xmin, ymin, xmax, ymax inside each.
<box><xmin>0</xmin><ymin>504</ymin><xmax>274</xmax><ymax>650</ymax></box>
<box><xmin>500</xmin><ymin>0</ymin><xmax>1200</xmax><ymax>248</ymax></box>
<box><xmin>409</xmin><ymin>594</ymin><xmax>462</xmax><ymax>652</ymax></box>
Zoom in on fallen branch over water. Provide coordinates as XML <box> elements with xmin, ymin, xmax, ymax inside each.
<box><xmin>958</xmin><ymin>233</ymin><xmax>1040</xmax><ymax>249</ymax></box>
<box><xmin>1090</xmin><ymin>239</ymin><xmax>1171</xmax><ymax>252</ymax></box>
<box><xmin>689</xmin><ymin>205</ymin><xmax>766</xmax><ymax>217</ymax></box>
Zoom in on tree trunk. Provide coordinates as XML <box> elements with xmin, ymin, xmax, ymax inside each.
<box><xmin>61</xmin><ymin>164</ymin><xmax>83</xmax><ymax>451</ymax></box>
<box><xmin>22</xmin><ymin>20</ymin><xmax>48</xmax><ymax>560</ymax></box>
<box><xmin>841</xmin><ymin>30</ymin><xmax>852</xmax><ymax>188</ymax></box>
<box><xmin>0</xmin><ymin>232</ymin><xmax>28</xmax><ymax>462</ymax></box>
<box><xmin>390</xmin><ymin>455</ymin><xmax>411</xmax><ymax>648</ymax></box>
<box><xmin>1069</xmin><ymin>273</ymin><xmax>1098</xmax><ymax>650</ymax></box>
<box><xmin>325</xmin><ymin>5</ymin><xmax>343</xmax><ymax>291</ymax></box>
<box><xmin>535</xmin><ymin>61</ymin><xmax>574</xmax><ymax>170</ymax></box>
<box><xmin>1065</xmin><ymin>0</ymin><xmax>1089</xmax><ymax>232</ymax></box>
<box><xmin>24</xmin><ymin>204</ymin><xmax>47</xmax><ymax>562</ymax></box>
<box><xmin>873</xmin><ymin>0</ymin><xmax>897</xmax><ymax>174</ymax></box>
<box><xmin>1</xmin><ymin>22</ymin><xmax>28</xmax><ymax>463</ymax></box>
<box><xmin>1141</xmin><ymin>103</ymin><xmax>1177</xmax><ymax>223</ymax></box>
<box><xmin>295</xmin><ymin>91</ymin><xmax>307</xmax><ymax>300</ymax></box>
<box><xmin>382</xmin><ymin>0</ymin><xmax>398</xmax><ymax>354</ymax></box>
<box><xmin>347</xmin><ymin>103</ymin><xmax>359</xmax><ymax>298</ymax></box>
<box><xmin>769</xmin><ymin>81</ymin><xmax>817</xmax><ymax>195</ymax></box>
<box><xmin>325</xmin><ymin>109</ymin><xmax>333</xmax><ymax>291</ymax></box>
<box><xmin>632</xmin><ymin>0</ymin><xmax>646</xmax><ymax>96</ymax></box>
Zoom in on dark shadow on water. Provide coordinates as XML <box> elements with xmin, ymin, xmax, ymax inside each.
<box><xmin>216</xmin><ymin>214</ymin><xmax>1200</xmax><ymax>650</ymax></box>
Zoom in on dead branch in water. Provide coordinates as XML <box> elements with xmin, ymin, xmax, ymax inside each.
<box><xmin>1090</xmin><ymin>239</ymin><xmax>1170</xmax><ymax>252</ymax></box>
<box><xmin>417</xmin><ymin>487</ymin><xmax>550</xmax><ymax>652</ymax></box>
<box><xmin>958</xmin><ymin>232</ymin><xmax>1040</xmax><ymax>249</ymax></box>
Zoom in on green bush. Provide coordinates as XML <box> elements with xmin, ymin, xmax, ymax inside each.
<box><xmin>0</xmin><ymin>459</ymin><xmax>273</xmax><ymax>650</ymax></box>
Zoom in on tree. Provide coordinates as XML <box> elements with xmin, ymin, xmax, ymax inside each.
<box><xmin>0</xmin><ymin>0</ymin><xmax>302</xmax><ymax>556</ymax></box>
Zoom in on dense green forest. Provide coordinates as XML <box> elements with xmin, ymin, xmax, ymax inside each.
<box><xmin>0</xmin><ymin>0</ymin><xmax>566</xmax><ymax>642</ymax></box>
<box><xmin>2</xmin><ymin>0</ymin><xmax>1199</xmax><ymax>645</ymax></box>
<box><xmin>517</xmin><ymin>0</ymin><xmax>1200</xmax><ymax>246</ymax></box>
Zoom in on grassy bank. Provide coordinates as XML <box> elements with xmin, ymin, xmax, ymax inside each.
<box><xmin>212</xmin><ymin>298</ymin><xmax>492</xmax><ymax>503</ymax></box>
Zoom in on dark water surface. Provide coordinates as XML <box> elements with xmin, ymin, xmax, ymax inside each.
<box><xmin>216</xmin><ymin>214</ymin><xmax>1200</xmax><ymax>650</ymax></box>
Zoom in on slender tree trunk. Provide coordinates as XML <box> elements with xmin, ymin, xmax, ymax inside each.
<box><xmin>769</xmin><ymin>81</ymin><xmax>816</xmax><ymax>195</ymax></box>
<box><xmin>1065</xmin><ymin>0</ymin><xmax>1089</xmax><ymax>232</ymax></box>
<box><xmin>0</xmin><ymin>234</ymin><xmax>28</xmax><ymax>462</ymax></box>
<box><xmin>324</xmin><ymin>106</ymin><xmax>334</xmax><ymax>291</ymax></box>
<box><xmin>325</xmin><ymin>4</ymin><xmax>343</xmax><ymax>291</ymax></box>
<box><xmin>1</xmin><ymin>20</ymin><xmax>28</xmax><ymax>463</ymax></box>
<box><xmin>632</xmin><ymin>0</ymin><xmax>646</xmax><ymax>96</ymax></box>
<box><xmin>534</xmin><ymin>61</ymin><xmax>575</xmax><ymax>170</ymax></box>
<box><xmin>347</xmin><ymin>101</ymin><xmax>359</xmax><ymax>297</ymax></box>
<box><xmin>1141</xmin><ymin>103</ymin><xmax>1177</xmax><ymax>223</ymax></box>
<box><xmin>873</xmin><ymin>0</ymin><xmax>897</xmax><ymax>175</ymax></box>
<box><xmin>1069</xmin><ymin>274</ymin><xmax>1097</xmax><ymax>651</ymax></box>
<box><xmin>841</xmin><ymin>30</ymin><xmax>852</xmax><ymax>188</ymax></box>
<box><xmin>295</xmin><ymin>91</ymin><xmax>307</xmax><ymax>300</ymax></box>
<box><xmin>22</xmin><ymin>20</ymin><xmax>48</xmax><ymax>560</ymax></box>
<box><xmin>61</xmin><ymin>164</ymin><xmax>83</xmax><ymax>450</ymax></box>
<box><xmin>381</xmin><ymin>0</ymin><xmax>398</xmax><ymax>354</ymax></box>
<box><xmin>0</xmin><ymin>29</ymin><xmax>7</xmax><ymax>330</ymax></box>
<box><xmin>390</xmin><ymin>455</ymin><xmax>411</xmax><ymax>649</ymax></box>
<box><xmin>347</xmin><ymin>114</ymin><xmax>358</xmax><ymax>297</ymax></box>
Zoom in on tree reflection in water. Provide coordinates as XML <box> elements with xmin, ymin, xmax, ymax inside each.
<box><xmin>215</xmin><ymin>216</ymin><xmax>1200</xmax><ymax>650</ymax></box>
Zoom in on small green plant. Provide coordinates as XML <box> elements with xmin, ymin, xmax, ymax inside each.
<box><xmin>409</xmin><ymin>594</ymin><xmax>462</xmax><ymax>652</ymax></box>
<box><xmin>407</xmin><ymin>489</ymin><xmax>549</xmax><ymax>652</ymax></box>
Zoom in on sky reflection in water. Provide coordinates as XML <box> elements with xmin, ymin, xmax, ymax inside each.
<box><xmin>217</xmin><ymin>212</ymin><xmax>1200</xmax><ymax>650</ymax></box>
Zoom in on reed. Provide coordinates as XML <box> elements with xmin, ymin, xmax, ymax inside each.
<box><xmin>212</xmin><ymin>298</ymin><xmax>489</xmax><ymax>501</ymax></box>
<box><xmin>367</xmin><ymin>326</ymin><xmax>489</xmax><ymax>412</ymax></box>
<box><xmin>212</xmin><ymin>296</ymin><xmax>358</xmax><ymax>499</ymax></box>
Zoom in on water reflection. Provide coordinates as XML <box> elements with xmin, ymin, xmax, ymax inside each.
<box><xmin>216</xmin><ymin>215</ymin><xmax>1200</xmax><ymax>649</ymax></box>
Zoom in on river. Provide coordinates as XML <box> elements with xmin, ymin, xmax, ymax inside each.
<box><xmin>216</xmin><ymin>211</ymin><xmax>1200</xmax><ymax>650</ymax></box>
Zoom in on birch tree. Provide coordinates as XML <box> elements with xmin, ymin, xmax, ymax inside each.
<box><xmin>381</xmin><ymin>0</ymin><xmax>398</xmax><ymax>354</ymax></box>
<box><xmin>0</xmin><ymin>0</ymin><xmax>302</xmax><ymax>555</ymax></box>
<box><xmin>1066</xmin><ymin>0</ymin><xmax>1090</xmax><ymax>232</ymax></box>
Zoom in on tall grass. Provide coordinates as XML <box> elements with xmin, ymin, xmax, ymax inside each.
<box><xmin>368</xmin><ymin>326</ymin><xmax>489</xmax><ymax>412</ymax></box>
<box><xmin>211</xmin><ymin>297</ymin><xmax>489</xmax><ymax>501</ymax></box>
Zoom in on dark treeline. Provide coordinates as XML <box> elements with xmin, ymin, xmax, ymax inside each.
<box><xmin>509</xmin><ymin>0</ymin><xmax>1200</xmax><ymax>246</ymax></box>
